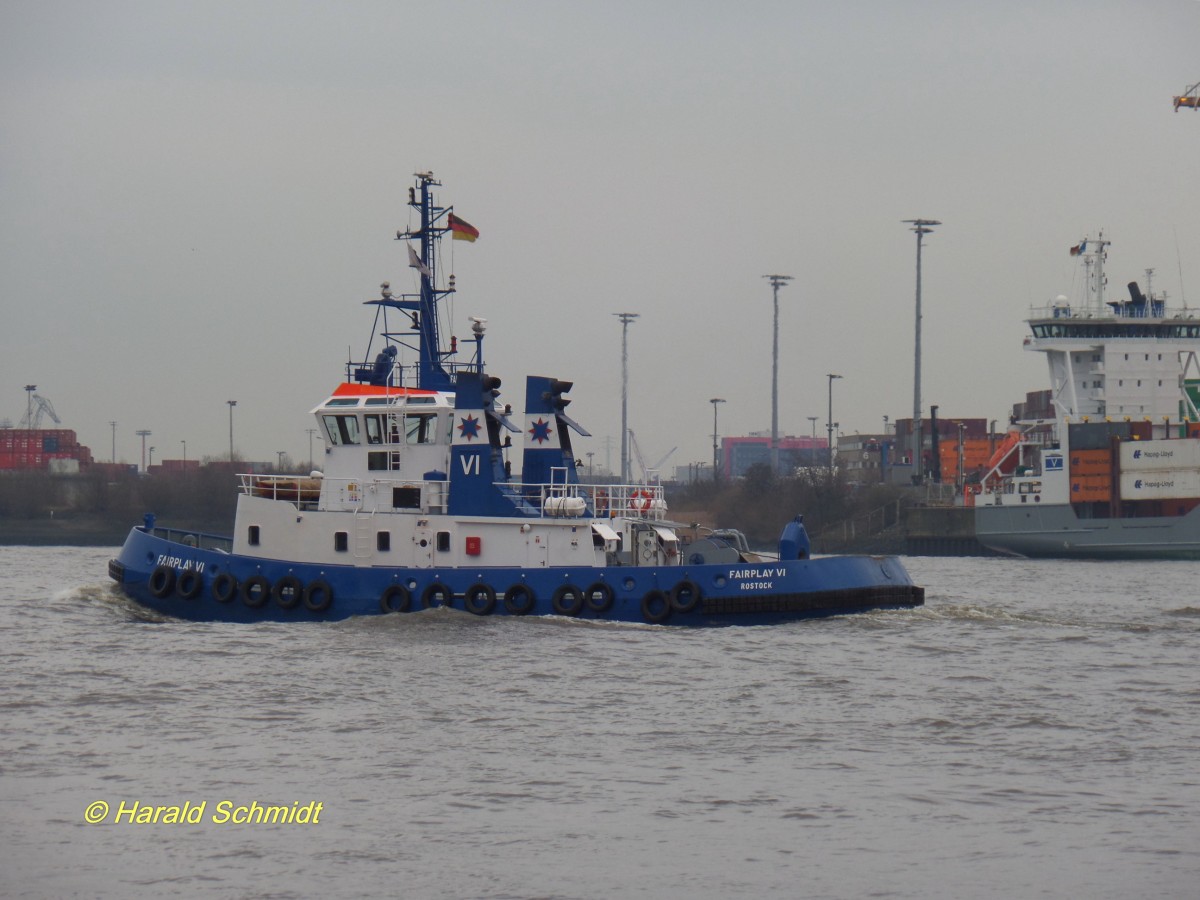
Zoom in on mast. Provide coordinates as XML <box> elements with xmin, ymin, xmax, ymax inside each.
<box><xmin>409</xmin><ymin>172</ymin><xmax>452</xmax><ymax>390</ymax></box>
<box><xmin>367</xmin><ymin>171</ymin><xmax>481</xmax><ymax>392</ymax></box>
<box><xmin>1078</xmin><ymin>232</ymin><xmax>1110</xmax><ymax>315</ymax></box>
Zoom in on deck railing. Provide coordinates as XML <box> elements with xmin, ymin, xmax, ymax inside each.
<box><xmin>239</xmin><ymin>472</ymin><xmax>668</xmax><ymax>520</ymax></box>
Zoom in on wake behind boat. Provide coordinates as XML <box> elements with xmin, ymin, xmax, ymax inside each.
<box><xmin>108</xmin><ymin>172</ymin><xmax>923</xmax><ymax>625</ymax></box>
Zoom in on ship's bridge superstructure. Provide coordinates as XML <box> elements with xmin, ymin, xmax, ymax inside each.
<box><xmin>1024</xmin><ymin>238</ymin><xmax>1200</xmax><ymax>424</ymax></box>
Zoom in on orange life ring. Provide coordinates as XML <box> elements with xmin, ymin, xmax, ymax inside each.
<box><xmin>632</xmin><ymin>490</ymin><xmax>653</xmax><ymax>512</ymax></box>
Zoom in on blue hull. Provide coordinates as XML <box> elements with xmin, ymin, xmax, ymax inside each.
<box><xmin>109</xmin><ymin>527</ymin><xmax>923</xmax><ymax>627</ymax></box>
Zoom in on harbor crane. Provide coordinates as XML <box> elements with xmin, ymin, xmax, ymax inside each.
<box><xmin>627</xmin><ymin>429</ymin><xmax>677</xmax><ymax>484</ymax></box>
<box><xmin>19</xmin><ymin>393</ymin><xmax>62</xmax><ymax>430</ymax></box>
<box><xmin>1174</xmin><ymin>81</ymin><xmax>1199</xmax><ymax>112</ymax></box>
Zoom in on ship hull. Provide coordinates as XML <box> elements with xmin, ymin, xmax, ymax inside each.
<box><xmin>975</xmin><ymin>503</ymin><xmax>1200</xmax><ymax>559</ymax></box>
<box><xmin>109</xmin><ymin>527</ymin><xmax>923</xmax><ymax>627</ymax></box>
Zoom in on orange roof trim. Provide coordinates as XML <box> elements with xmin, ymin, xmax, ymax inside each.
<box><xmin>331</xmin><ymin>383</ymin><xmax>438</xmax><ymax>397</ymax></box>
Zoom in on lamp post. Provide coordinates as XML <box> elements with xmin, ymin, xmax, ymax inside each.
<box><xmin>181</xmin><ymin>440</ymin><xmax>186</xmax><ymax>464</ymax></box>
<box><xmin>764</xmin><ymin>274</ymin><xmax>793</xmax><ymax>474</ymax></box>
<box><xmin>276</xmin><ymin>450</ymin><xmax>286</xmax><ymax>469</ymax></box>
<box><xmin>826</xmin><ymin>374</ymin><xmax>842</xmax><ymax>474</ymax></box>
<box><xmin>306</xmin><ymin>428</ymin><xmax>318</xmax><ymax>470</ymax></box>
<box><xmin>614</xmin><ymin>312</ymin><xmax>639</xmax><ymax>482</ymax></box>
<box><xmin>903</xmin><ymin>218</ymin><xmax>940</xmax><ymax>484</ymax></box>
<box><xmin>227</xmin><ymin>400</ymin><xmax>237</xmax><ymax>462</ymax></box>
<box><xmin>709</xmin><ymin>398</ymin><xmax>725</xmax><ymax>482</ymax></box>
<box><xmin>148</xmin><ymin>446</ymin><xmax>155</xmax><ymax>468</ymax></box>
<box><xmin>110</xmin><ymin>421</ymin><xmax>117</xmax><ymax>463</ymax></box>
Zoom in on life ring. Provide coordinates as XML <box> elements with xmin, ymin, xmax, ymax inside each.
<box><xmin>594</xmin><ymin>489</ymin><xmax>609</xmax><ymax>515</ymax></box>
<box><xmin>504</xmin><ymin>584</ymin><xmax>536</xmax><ymax>615</ymax></box>
<box><xmin>303</xmin><ymin>579</ymin><xmax>334</xmax><ymax>613</ymax></box>
<box><xmin>421</xmin><ymin>582</ymin><xmax>453</xmax><ymax>609</ymax></box>
<box><xmin>669</xmin><ymin>579</ymin><xmax>702</xmax><ymax>614</ymax></box>
<box><xmin>273</xmin><ymin>574</ymin><xmax>303</xmax><ymax>609</ymax></box>
<box><xmin>149</xmin><ymin>565</ymin><xmax>175</xmax><ymax>599</ymax></box>
<box><xmin>632</xmin><ymin>490</ymin><xmax>653</xmax><ymax>512</ymax></box>
<box><xmin>241</xmin><ymin>574</ymin><xmax>271</xmax><ymax>608</ymax></box>
<box><xmin>464</xmin><ymin>583</ymin><xmax>497</xmax><ymax>616</ymax></box>
<box><xmin>641</xmin><ymin>589</ymin><xmax>671</xmax><ymax>624</ymax></box>
<box><xmin>379</xmin><ymin>583</ymin><xmax>410</xmax><ymax>613</ymax></box>
<box><xmin>551</xmin><ymin>584</ymin><xmax>583</xmax><ymax>616</ymax></box>
<box><xmin>583</xmin><ymin>581</ymin><xmax>614</xmax><ymax>614</ymax></box>
<box><xmin>211</xmin><ymin>572</ymin><xmax>238</xmax><ymax>603</ymax></box>
<box><xmin>176</xmin><ymin>568</ymin><xmax>203</xmax><ymax>600</ymax></box>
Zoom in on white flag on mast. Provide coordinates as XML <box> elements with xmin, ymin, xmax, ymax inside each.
<box><xmin>407</xmin><ymin>245</ymin><xmax>431</xmax><ymax>277</ymax></box>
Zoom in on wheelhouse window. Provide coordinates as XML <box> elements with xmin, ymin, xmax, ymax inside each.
<box><xmin>404</xmin><ymin>413</ymin><xmax>439</xmax><ymax>445</ymax></box>
<box><xmin>364</xmin><ymin>415</ymin><xmax>385</xmax><ymax>445</ymax></box>
<box><xmin>323</xmin><ymin>414</ymin><xmax>361</xmax><ymax>445</ymax></box>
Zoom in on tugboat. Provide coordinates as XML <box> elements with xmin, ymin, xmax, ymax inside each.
<box><xmin>108</xmin><ymin>172</ymin><xmax>923</xmax><ymax>625</ymax></box>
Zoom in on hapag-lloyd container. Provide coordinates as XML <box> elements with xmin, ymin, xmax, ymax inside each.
<box><xmin>1119</xmin><ymin>469</ymin><xmax>1200</xmax><ymax>500</ymax></box>
<box><xmin>1119</xmin><ymin>439</ymin><xmax>1200</xmax><ymax>472</ymax></box>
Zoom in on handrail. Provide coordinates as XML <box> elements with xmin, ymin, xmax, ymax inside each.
<box><xmin>238</xmin><ymin>471</ymin><xmax>669</xmax><ymax>520</ymax></box>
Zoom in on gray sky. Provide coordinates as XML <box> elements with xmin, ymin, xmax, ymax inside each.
<box><xmin>3</xmin><ymin>0</ymin><xmax>1198</xmax><ymax>472</ymax></box>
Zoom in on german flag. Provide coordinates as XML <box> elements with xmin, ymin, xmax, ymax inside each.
<box><xmin>448</xmin><ymin>212</ymin><xmax>479</xmax><ymax>242</ymax></box>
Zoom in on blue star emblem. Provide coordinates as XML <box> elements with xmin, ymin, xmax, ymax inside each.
<box><xmin>458</xmin><ymin>415</ymin><xmax>481</xmax><ymax>441</ymax></box>
<box><xmin>529</xmin><ymin>417</ymin><xmax>553</xmax><ymax>444</ymax></box>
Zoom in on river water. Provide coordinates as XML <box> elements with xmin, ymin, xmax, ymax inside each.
<box><xmin>1</xmin><ymin>546</ymin><xmax>1197</xmax><ymax>899</ymax></box>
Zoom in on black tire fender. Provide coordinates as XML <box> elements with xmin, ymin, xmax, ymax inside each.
<box><xmin>641</xmin><ymin>589</ymin><xmax>671</xmax><ymax>624</ymax></box>
<box><xmin>669</xmin><ymin>579</ymin><xmax>702</xmax><ymax>614</ymax></box>
<box><xmin>503</xmin><ymin>584</ymin><xmax>536</xmax><ymax>616</ymax></box>
<box><xmin>149</xmin><ymin>565</ymin><xmax>175</xmax><ymax>599</ymax></box>
<box><xmin>241</xmin><ymin>574</ymin><xmax>271</xmax><ymax>608</ymax></box>
<box><xmin>303</xmin><ymin>579</ymin><xmax>334</xmax><ymax>613</ymax></box>
<box><xmin>464</xmin><ymin>583</ymin><xmax>497</xmax><ymax>615</ymax></box>
<box><xmin>379</xmin><ymin>583</ymin><xmax>410</xmax><ymax>613</ymax></box>
<box><xmin>272</xmin><ymin>574</ymin><xmax>303</xmax><ymax>609</ymax></box>
<box><xmin>421</xmin><ymin>582</ymin><xmax>453</xmax><ymax>609</ymax></box>
<box><xmin>551</xmin><ymin>584</ymin><xmax>583</xmax><ymax>616</ymax></box>
<box><xmin>211</xmin><ymin>572</ymin><xmax>238</xmax><ymax>603</ymax></box>
<box><xmin>175</xmin><ymin>568</ymin><xmax>203</xmax><ymax>600</ymax></box>
<box><xmin>583</xmin><ymin>582</ymin><xmax>614</xmax><ymax>614</ymax></box>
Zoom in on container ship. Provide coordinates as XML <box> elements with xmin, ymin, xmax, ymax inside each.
<box><xmin>973</xmin><ymin>235</ymin><xmax>1200</xmax><ymax>558</ymax></box>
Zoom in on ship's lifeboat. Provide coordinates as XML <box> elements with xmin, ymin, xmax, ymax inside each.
<box><xmin>986</xmin><ymin>429</ymin><xmax>1021</xmax><ymax>474</ymax></box>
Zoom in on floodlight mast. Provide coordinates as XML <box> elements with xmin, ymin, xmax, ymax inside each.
<box><xmin>903</xmin><ymin>219</ymin><xmax>940</xmax><ymax>483</ymax></box>
<box><xmin>764</xmin><ymin>275</ymin><xmax>793</xmax><ymax>474</ymax></box>
<box><xmin>614</xmin><ymin>312</ymin><xmax>640</xmax><ymax>482</ymax></box>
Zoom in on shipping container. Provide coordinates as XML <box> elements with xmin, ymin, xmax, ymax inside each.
<box><xmin>1068</xmin><ymin>422</ymin><xmax>1131</xmax><ymax>450</ymax></box>
<box><xmin>1069</xmin><ymin>448</ymin><xmax>1113</xmax><ymax>476</ymax></box>
<box><xmin>1070</xmin><ymin>472</ymin><xmax>1112</xmax><ymax>502</ymax></box>
<box><xmin>1119</xmin><ymin>439</ymin><xmax>1200</xmax><ymax>472</ymax></box>
<box><xmin>1119</xmin><ymin>469</ymin><xmax>1200</xmax><ymax>501</ymax></box>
